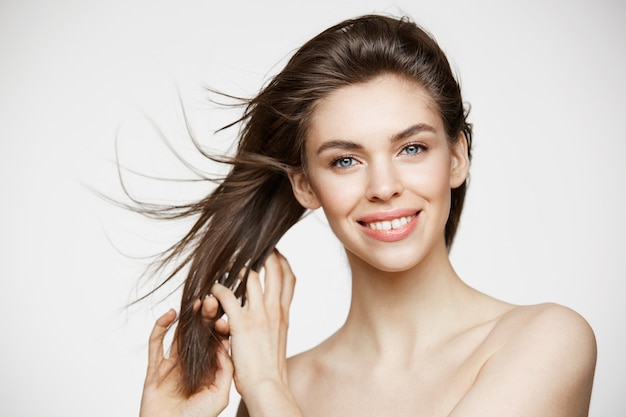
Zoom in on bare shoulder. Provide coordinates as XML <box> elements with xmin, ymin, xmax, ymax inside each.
<box><xmin>451</xmin><ymin>303</ymin><xmax>597</xmax><ymax>416</ymax></box>
<box><xmin>286</xmin><ymin>345</ymin><xmax>325</xmax><ymax>389</ymax></box>
<box><xmin>285</xmin><ymin>336</ymin><xmax>344</xmax><ymax>408</ymax></box>
<box><xmin>488</xmin><ymin>302</ymin><xmax>597</xmax><ymax>383</ymax></box>
<box><xmin>492</xmin><ymin>302</ymin><xmax>596</xmax><ymax>356</ymax></box>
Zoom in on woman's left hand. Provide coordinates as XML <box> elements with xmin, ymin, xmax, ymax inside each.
<box><xmin>206</xmin><ymin>249</ymin><xmax>302</xmax><ymax>417</ymax></box>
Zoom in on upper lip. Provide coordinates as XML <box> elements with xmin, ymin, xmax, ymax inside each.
<box><xmin>357</xmin><ymin>208</ymin><xmax>420</xmax><ymax>224</ymax></box>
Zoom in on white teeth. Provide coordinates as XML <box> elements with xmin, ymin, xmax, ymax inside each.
<box><xmin>367</xmin><ymin>214</ymin><xmax>415</xmax><ymax>231</ymax></box>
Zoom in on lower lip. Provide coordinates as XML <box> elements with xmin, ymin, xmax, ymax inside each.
<box><xmin>359</xmin><ymin>213</ymin><xmax>420</xmax><ymax>242</ymax></box>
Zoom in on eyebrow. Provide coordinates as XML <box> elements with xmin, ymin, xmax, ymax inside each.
<box><xmin>391</xmin><ymin>123</ymin><xmax>436</xmax><ymax>142</ymax></box>
<box><xmin>315</xmin><ymin>123</ymin><xmax>436</xmax><ymax>155</ymax></box>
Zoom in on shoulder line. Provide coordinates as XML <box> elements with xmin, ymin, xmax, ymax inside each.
<box><xmin>494</xmin><ymin>302</ymin><xmax>597</xmax><ymax>371</ymax></box>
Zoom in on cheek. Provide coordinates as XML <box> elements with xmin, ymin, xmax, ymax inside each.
<box><xmin>308</xmin><ymin>174</ymin><xmax>363</xmax><ymax>225</ymax></box>
<box><xmin>405</xmin><ymin>158</ymin><xmax>452</xmax><ymax>199</ymax></box>
<box><xmin>313</xmin><ymin>177</ymin><xmax>359</xmax><ymax>211</ymax></box>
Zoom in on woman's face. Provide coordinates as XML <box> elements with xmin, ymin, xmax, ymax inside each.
<box><xmin>289</xmin><ymin>74</ymin><xmax>469</xmax><ymax>272</ymax></box>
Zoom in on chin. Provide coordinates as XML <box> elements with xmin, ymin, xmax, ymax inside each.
<box><xmin>374</xmin><ymin>261</ymin><xmax>423</xmax><ymax>274</ymax></box>
<box><xmin>349</xmin><ymin>250</ymin><xmax>426</xmax><ymax>274</ymax></box>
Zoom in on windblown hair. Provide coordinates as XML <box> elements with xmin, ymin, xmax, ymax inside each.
<box><xmin>138</xmin><ymin>14</ymin><xmax>473</xmax><ymax>396</ymax></box>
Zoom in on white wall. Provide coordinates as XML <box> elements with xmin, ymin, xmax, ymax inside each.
<box><xmin>1</xmin><ymin>0</ymin><xmax>624</xmax><ymax>416</ymax></box>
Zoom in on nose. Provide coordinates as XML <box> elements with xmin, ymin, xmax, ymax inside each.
<box><xmin>365</xmin><ymin>159</ymin><xmax>403</xmax><ymax>202</ymax></box>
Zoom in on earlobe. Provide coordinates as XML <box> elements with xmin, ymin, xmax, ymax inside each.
<box><xmin>288</xmin><ymin>170</ymin><xmax>321</xmax><ymax>210</ymax></box>
<box><xmin>450</xmin><ymin>133</ymin><xmax>470</xmax><ymax>189</ymax></box>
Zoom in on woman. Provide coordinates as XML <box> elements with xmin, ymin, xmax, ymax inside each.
<box><xmin>138</xmin><ymin>14</ymin><xmax>596</xmax><ymax>417</ymax></box>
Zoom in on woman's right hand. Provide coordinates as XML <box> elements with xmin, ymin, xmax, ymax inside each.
<box><xmin>139</xmin><ymin>308</ymin><xmax>234</xmax><ymax>417</ymax></box>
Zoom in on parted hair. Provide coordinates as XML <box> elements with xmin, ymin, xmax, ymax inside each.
<box><xmin>139</xmin><ymin>14</ymin><xmax>473</xmax><ymax>396</ymax></box>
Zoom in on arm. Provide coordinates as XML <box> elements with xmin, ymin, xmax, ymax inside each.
<box><xmin>449</xmin><ymin>304</ymin><xmax>596</xmax><ymax>417</ymax></box>
<box><xmin>210</xmin><ymin>250</ymin><xmax>305</xmax><ymax>417</ymax></box>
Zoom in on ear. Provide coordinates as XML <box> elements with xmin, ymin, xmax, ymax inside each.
<box><xmin>449</xmin><ymin>132</ymin><xmax>470</xmax><ymax>189</ymax></box>
<box><xmin>288</xmin><ymin>170</ymin><xmax>321</xmax><ymax>210</ymax></box>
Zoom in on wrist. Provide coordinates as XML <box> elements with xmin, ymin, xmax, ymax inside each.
<box><xmin>239</xmin><ymin>378</ymin><xmax>302</xmax><ymax>417</ymax></box>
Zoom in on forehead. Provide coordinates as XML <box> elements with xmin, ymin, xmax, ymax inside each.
<box><xmin>307</xmin><ymin>74</ymin><xmax>442</xmax><ymax>143</ymax></box>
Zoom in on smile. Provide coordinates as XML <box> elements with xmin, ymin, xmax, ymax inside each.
<box><xmin>362</xmin><ymin>214</ymin><xmax>417</xmax><ymax>231</ymax></box>
<box><xmin>357</xmin><ymin>210</ymin><xmax>420</xmax><ymax>242</ymax></box>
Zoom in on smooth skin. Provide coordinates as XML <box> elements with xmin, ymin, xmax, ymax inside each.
<box><xmin>140</xmin><ymin>75</ymin><xmax>596</xmax><ymax>417</ymax></box>
<box><xmin>282</xmin><ymin>75</ymin><xmax>596</xmax><ymax>417</ymax></box>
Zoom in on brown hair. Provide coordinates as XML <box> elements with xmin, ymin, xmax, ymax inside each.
<box><xmin>135</xmin><ymin>14</ymin><xmax>473</xmax><ymax>396</ymax></box>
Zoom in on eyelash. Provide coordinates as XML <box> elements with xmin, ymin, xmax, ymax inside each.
<box><xmin>330</xmin><ymin>155</ymin><xmax>358</xmax><ymax>169</ymax></box>
<box><xmin>329</xmin><ymin>143</ymin><xmax>428</xmax><ymax>169</ymax></box>
<box><xmin>401</xmin><ymin>142</ymin><xmax>428</xmax><ymax>155</ymax></box>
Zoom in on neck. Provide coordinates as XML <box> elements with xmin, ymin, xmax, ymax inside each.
<box><xmin>337</xmin><ymin>241</ymin><xmax>476</xmax><ymax>365</ymax></box>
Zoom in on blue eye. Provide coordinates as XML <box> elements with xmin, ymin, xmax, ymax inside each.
<box><xmin>334</xmin><ymin>157</ymin><xmax>357</xmax><ymax>168</ymax></box>
<box><xmin>402</xmin><ymin>144</ymin><xmax>424</xmax><ymax>155</ymax></box>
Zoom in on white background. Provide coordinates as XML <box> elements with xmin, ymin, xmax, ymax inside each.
<box><xmin>1</xmin><ymin>0</ymin><xmax>625</xmax><ymax>416</ymax></box>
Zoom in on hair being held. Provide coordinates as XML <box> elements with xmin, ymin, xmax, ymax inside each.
<box><xmin>127</xmin><ymin>14</ymin><xmax>472</xmax><ymax>396</ymax></box>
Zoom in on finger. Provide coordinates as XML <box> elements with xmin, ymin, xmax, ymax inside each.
<box><xmin>214</xmin><ymin>338</ymin><xmax>234</xmax><ymax>385</ymax></box>
<box><xmin>147</xmin><ymin>309</ymin><xmax>176</xmax><ymax>370</ymax></box>
<box><xmin>276</xmin><ymin>250</ymin><xmax>296</xmax><ymax>312</ymax></box>
<box><xmin>275</xmin><ymin>251</ymin><xmax>296</xmax><ymax>367</ymax></box>
<box><xmin>248</xmin><ymin>268</ymin><xmax>266</xmax><ymax>306</ymax></box>
<box><xmin>201</xmin><ymin>295</ymin><xmax>220</xmax><ymax>324</ymax></box>
<box><xmin>211</xmin><ymin>282</ymin><xmax>242</xmax><ymax>319</ymax></box>
<box><xmin>262</xmin><ymin>250</ymin><xmax>283</xmax><ymax>305</ymax></box>
<box><xmin>214</xmin><ymin>317</ymin><xmax>230</xmax><ymax>337</ymax></box>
